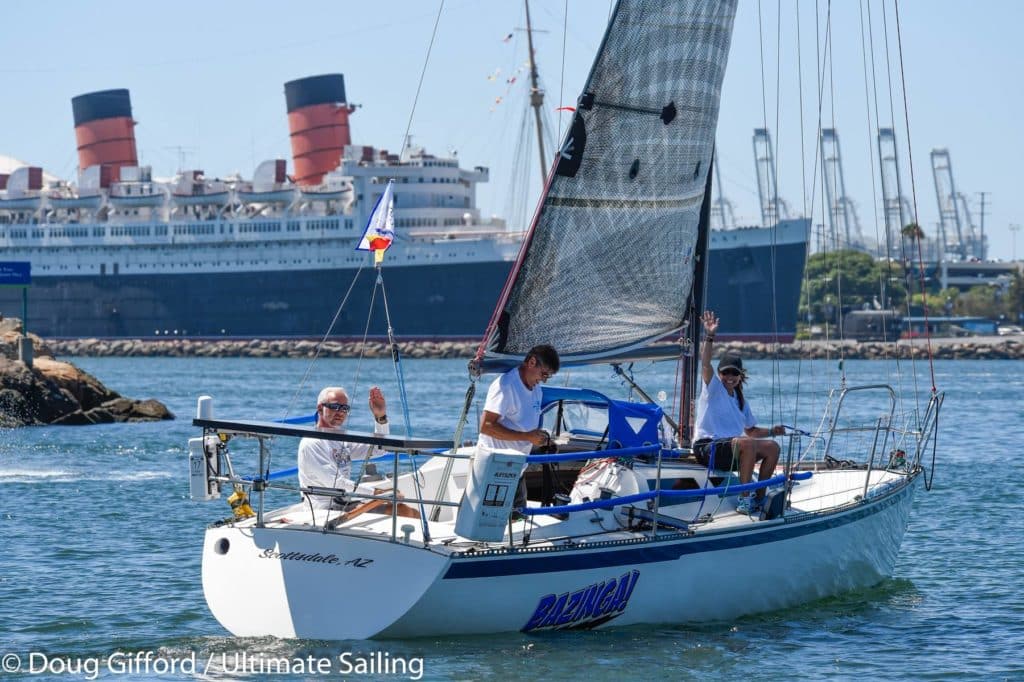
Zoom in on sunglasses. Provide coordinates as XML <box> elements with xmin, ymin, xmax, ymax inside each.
<box><xmin>719</xmin><ymin>368</ymin><xmax>741</xmax><ymax>377</ymax></box>
<box><xmin>322</xmin><ymin>402</ymin><xmax>351</xmax><ymax>412</ymax></box>
<box><xmin>532</xmin><ymin>359</ymin><xmax>555</xmax><ymax>379</ymax></box>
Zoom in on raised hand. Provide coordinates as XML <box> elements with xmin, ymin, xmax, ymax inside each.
<box><xmin>701</xmin><ymin>310</ymin><xmax>719</xmax><ymax>337</ymax></box>
<box><xmin>368</xmin><ymin>386</ymin><xmax>387</xmax><ymax>418</ymax></box>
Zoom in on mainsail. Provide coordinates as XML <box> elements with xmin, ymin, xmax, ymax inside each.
<box><xmin>480</xmin><ymin>0</ymin><xmax>737</xmax><ymax>368</ymax></box>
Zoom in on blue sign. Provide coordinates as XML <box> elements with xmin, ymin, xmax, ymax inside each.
<box><xmin>0</xmin><ymin>262</ymin><xmax>31</xmax><ymax>286</ymax></box>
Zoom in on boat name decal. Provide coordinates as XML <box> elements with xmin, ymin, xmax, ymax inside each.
<box><xmin>258</xmin><ymin>548</ymin><xmax>373</xmax><ymax>568</ymax></box>
<box><xmin>522</xmin><ymin>569</ymin><xmax>639</xmax><ymax>632</ymax></box>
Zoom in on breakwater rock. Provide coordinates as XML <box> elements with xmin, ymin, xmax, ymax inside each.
<box><xmin>0</xmin><ymin>321</ymin><xmax>174</xmax><ymax>428</ymax></box>
<box><xmin>48</xmin><ymin>338</ymin><xmax>480</xmax><ymax>359</ymax></box>
<box><xmin>45</xmin><ymin>335</ymin><xmax>1024</xmax><ymax>360</ymax></box>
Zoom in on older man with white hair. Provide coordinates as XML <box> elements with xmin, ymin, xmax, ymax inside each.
<box><xmin>297</xmin><ymin>385</ymin><xmax>389</xmax><ymax>511</ymax></box>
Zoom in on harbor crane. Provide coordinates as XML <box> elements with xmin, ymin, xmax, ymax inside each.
<box><xmin>931</xmin><ymin>148</ymin><xmax>984</xmax><ymax>260</ymax></box>
<box><xmin>877</xmin><ymin>128</ymin><xmax>915</xmax><ymax>257</ymax></box>
<box><xmin>820</xmin><ymin>128</ymin><xmax>866</xmax><ymax>251</ymax></box>
<box><xmin>752</xmin><ymin>128</ymin><xmax>791</xmax><ymax>226</ymax></box>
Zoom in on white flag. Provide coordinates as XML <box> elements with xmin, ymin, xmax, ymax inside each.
<box><xmin>356</xmin><ymin>180</ymin><xmax>395</xmax><ymax>264</ymax></box>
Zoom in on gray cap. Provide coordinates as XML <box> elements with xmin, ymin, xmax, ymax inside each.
<box><xmin>717</xmin><ymin>352</ymin><xmax>744</xmax><ymax>373</ymax></box>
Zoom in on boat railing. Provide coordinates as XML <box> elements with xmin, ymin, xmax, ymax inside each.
<box><xmin>192</xmin><ymin>414</ymin><xmax>460</xmax><ymax>542</ymax></box>
<box><xmin>805</xmin><ymin>383</ymin><xmax>940</xmax><ymax>496</ymax></box>
<box><xmin>192</xmin><ymin>413</ymin><xmax>815</xmax><ymax>546</ymax></box>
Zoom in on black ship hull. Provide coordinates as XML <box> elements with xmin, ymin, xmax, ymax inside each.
<box><xmin>1</xmin><ymin>228</ymin><xmax>808</xmax><ymax>341</ymax></box>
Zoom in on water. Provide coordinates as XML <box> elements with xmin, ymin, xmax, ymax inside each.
<box><xmin>1</xmin><ymin>356</ymin><xmax>1021</xmax><ymax>680</ymax></box>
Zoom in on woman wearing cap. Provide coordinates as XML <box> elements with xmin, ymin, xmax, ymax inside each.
<box><xmin>692</xmin><ymin>310</ymin><xmax>781</xmax><ymax>514</ymax></box>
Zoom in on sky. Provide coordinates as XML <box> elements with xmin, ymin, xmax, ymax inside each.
<box><xmin>3</xmin><ymin>0</ymin><xmax>1022</xmax><ymax>260</ymax></box>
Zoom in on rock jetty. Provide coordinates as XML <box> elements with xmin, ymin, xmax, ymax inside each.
<box><xmin>0</xmin><ymin>320</ymin><xmax>174</xmax><ymax>428</ymax></box>
<box><xmin>44</xmin><ymin>334</ymin><xmax>1024</xmax><ymax>360</ymax></box>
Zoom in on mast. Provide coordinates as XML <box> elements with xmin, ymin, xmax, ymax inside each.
<box><xmin>683</xmin><ymin>151</ymin><xmax>717</xmax><ymax>443</ymax></box>
<box><xmin>524</xmin><ymin>0</ymin><xmax>547</xmax><ymax>182</ymax></box>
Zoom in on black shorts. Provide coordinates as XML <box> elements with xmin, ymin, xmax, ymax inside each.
<box><xmin>693</xmin><ymin>437</ymin><xmax>738</xmax><ymax>471</ymax></box>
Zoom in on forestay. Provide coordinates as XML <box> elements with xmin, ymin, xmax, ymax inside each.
<box><xmin>481</xmin><ymin>0</ymin><xmax>737</xmax><ymax>367</ymax></box>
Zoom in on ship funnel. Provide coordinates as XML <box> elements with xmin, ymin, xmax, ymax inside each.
<box><xmin>71</xmin><ymin>89</ymin><xmax>139</xmax><ymax>181</ymax></box>
<box><xmin>284</xmin><ymin>74</ymin><xmax>354</xmax><ymax>186</ymax></box>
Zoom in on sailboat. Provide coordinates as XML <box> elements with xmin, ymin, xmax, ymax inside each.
<box><xmin>187</xmin><ymin>0</ymin><xmax>942</xmax><ymax>640</ymax></box>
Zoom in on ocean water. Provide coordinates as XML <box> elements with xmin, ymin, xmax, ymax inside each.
<box><xmin>1</xmin><ymin>356</ymin><xmax>1021</xmax><ymax>681</ymax></box>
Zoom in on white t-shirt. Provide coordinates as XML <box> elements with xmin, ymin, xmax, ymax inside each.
<box><xmin>297</xmin><ymin>420</ymin><xmax>389</xmax><ymax>510</ymax></box>
<box><xmin>694</xmin><ymin>373</ymin><xmax>756</xmax><ymax>441</ymax></box>
<box><xmin>476</xmin><ymin>367</ymin><xmax>542</xmax><ymax>455</ymax></box>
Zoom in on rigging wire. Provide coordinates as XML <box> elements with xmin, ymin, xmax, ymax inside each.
<box><xmin>857</xmin><ymin>0</ymin><xmax>899</xmax><ymax>388</ymax></box>
<box><xmin>398</xmin><ymin>0</ymin><xmax>445</xmax><ymax>161</ymax></box>
<box><xmin>861</xmin><ymin>0</ymin><xmax>909</xmax><ymax>417</ymax></box>
<box><xmin>791</xmin><ymin>0</ymin><xmax>815</xmax><ymax>445</ymax></box>
<box><xmin>755</xmin><ymin>0</ymin><xmax>784</xmax><ymax>433</ymax></box>
<box><xmin>879</xmin><ymin>0</ymin><xmax>921</xmax><ymax>414</ymax></box>
<box><xmin>558</xmin><ymin>0</ymin><xmax>569</xmax><ymax>143</ymax></box>
<box><xmin>285</xmin><ymin>0</ymin><xmax>444</xmax><ymax>420</ymax></box>
<box><xmin>283</xmin><ymin>264</ymin><xmax>366</xmax><ymax>418</ymax></box>
<box><xmin>350</xmin><ymin>277</ymin><xmax>381</xmax><ymax>401</ymax></box>
<box><xmin>890</xmin><ymin>0</ymin><xmax>938</xmax><ymax>400</ymax></box>
<box><xmin>377</xmin><ymin>268</ymin><xmax>414</xmax><ymax>437</ymax></box>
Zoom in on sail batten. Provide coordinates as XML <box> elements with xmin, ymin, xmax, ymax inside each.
<box><xmin>481</xmin><ymin>0</ymin><xmax>738</xmax><ymax>366</ymax></box>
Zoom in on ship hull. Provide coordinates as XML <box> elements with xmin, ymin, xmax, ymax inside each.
<box><xmin>0</xmin><ymin>222</ymin><xmax>808</xmax><ymax>340</ymax></box>
<box><xmin>3</xmin><ymin>260</ymin><xmax>514</xmax><ymax>338</ymax></box>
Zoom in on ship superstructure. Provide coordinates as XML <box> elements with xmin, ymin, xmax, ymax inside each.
<box><xmin>0</xmin><ymin>76</ymin><xmax>807</xmax><ymax>340</ymax></box>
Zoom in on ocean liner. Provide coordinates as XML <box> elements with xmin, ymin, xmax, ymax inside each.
<box><xmin>0</xmin><ymin>76</ymin><xmax>808</xmax><ymax>341</ymax></box>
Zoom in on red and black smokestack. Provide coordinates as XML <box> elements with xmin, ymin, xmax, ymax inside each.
<box><xmin>284</xmin><ymin>74</ymin><xmax>355</xmax><ymax>186</ymax></box>
<box><xmin>71</xmin><ymin>88</ymin><xmax>138</xmax><ymax>181</ymax></box>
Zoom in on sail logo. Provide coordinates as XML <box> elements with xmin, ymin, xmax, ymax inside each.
<box><xmin>555</xmin><ymin>112</ymin><xmax>587</xmax><ymax>177</ymax></box>
<box><xmin>522</xmin><ymin>570</ymin><xmax>639</xmax><ymax>632</ymax></box>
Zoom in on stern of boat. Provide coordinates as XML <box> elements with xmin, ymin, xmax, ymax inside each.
<box><xmin>201</xmin><ymin>523</ymin><xmax>449</xmax><ymax>640</ymax></box>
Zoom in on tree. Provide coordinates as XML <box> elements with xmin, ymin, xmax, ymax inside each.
<box><xmin>902</xmin><ymin>222</ymin><xmax>925</xmax><ymax>242</ymax></box>
<box><xmin>800</xmin><ymin>249</ymin><xmax>907</xmax><ymax>322</ymax></box>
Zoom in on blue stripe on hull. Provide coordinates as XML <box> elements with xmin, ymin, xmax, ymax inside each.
<box><xmin>443</xmin><ymin>480</ymin><xmax>911</xmax><ymax>580</ymax></box>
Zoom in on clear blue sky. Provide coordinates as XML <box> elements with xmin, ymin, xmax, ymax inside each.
<box><xmin>3</xmin><ymin>1</ymin><xmax>1021</xmax><ymax>260</ymax></box>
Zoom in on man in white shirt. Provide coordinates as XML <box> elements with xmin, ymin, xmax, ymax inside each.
<box><xmin>477</xmin><ymin>344</ymin><xmax>560</xmax><ymax>454</ymax></box>
<box><xmin>477</xmin><ymin>345</ymin><xmax>560</xmax><ymax>515</ymax></box>
<box><xmin>297</xmin><ymin>385</ymin><xmax>389</xmax><ymax>512</ymax></box>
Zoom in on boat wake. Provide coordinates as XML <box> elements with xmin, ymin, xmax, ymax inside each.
<box><xmin>0</xmin><ymin>469</ymin><xmax>172</xmax><ymax>484</ymax></box>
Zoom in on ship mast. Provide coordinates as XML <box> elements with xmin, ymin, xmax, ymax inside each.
<box><xmin>524</xmin><ymin>0</ymin><xmax>547</xmax><ymax>182</ymax></box>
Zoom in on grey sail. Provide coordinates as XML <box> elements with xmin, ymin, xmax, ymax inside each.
<box><xmin>480</xmin><ymin>0</ymin><xmax>737</xmax><ymax>369</ymax></box>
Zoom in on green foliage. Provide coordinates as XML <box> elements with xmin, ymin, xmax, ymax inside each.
<box><xmin>901</xmin><ymin>222</ymin><xmax>925</xmax><ymax>241</ymax></box>
<box><xmin>914</xmin><ymin>279</ymin><xmax>1022</xmax><ymax>320</ymax></box>
<box><xmin>799</xmin><ymin>250</ymin><xmax>907</xmax><ymax>322</ymax></box>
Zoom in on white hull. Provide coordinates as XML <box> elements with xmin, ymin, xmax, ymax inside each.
<box><xmin>201</xmin><ymin>469</ymin><xmax>918</xmax><ymax>639</ymax></box>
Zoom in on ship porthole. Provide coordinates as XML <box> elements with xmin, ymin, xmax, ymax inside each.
<box><xmin>214</xmin><ymin>538</ymin><xmax>230</xmax><ymax>555</ymax></box>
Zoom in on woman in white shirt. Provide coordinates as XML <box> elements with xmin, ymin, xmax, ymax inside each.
<box><xmin>692</xmin><ymin>310</ymin><xmax>781</xmax><ymax>514</ymax></box>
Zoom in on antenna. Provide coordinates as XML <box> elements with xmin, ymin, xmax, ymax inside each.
<box><xmin>163</xmin><ymin>145</ymin><xmax>196</xmax><ymax>172</ymax></box>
